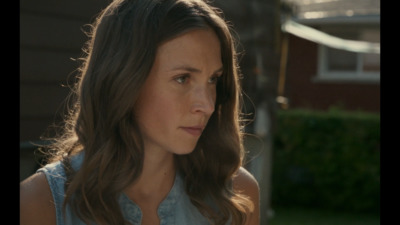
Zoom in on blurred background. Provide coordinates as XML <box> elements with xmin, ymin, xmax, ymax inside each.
<box><xmin>20</xmin><ymin>0</ymin><xmax>380</xmax><ymax>224</ymax></box>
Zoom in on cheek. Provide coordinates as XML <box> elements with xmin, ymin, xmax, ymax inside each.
<box><xmin>134</xmin><ymin>95</ymin><xmax>168</xmax><ymax>142</ymax></box>
<box><xmin>150</xmin><ymin>96</ymin><xmax>176</xmax><ymax>120</ymax></box>
<box><xmin>210</xmin><ymin>86</ymin><xmax>217</xmax><ymax>105</ymax></box>
<box><xmin>136</xmin><ymin>90</ymin><xmax>182</xmax><ymax>126</ymax></box>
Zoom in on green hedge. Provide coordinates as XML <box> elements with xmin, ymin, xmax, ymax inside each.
<box><xmin>271</xmin><ymin>109</ymin><xmax>380</xmax><ymax>214</ymax></box>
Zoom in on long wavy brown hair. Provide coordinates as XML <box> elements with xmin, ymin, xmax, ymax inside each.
<box><xmin>42</xmin><ymin>0</ymin><xmax>253</xmax><ymax>224</ymax></box>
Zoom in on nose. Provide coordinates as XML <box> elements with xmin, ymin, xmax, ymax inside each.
<box><xmin>190</xmin><ymin>86</ymin><xmax>215</xmax><ymax>116</ymax></box>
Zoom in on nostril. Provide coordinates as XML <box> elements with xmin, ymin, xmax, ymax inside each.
<box><xmin>190</xmin><ymin>86</ymin><xmax>217</xmax><ymax>115</ymax></box>
<box><xmin>191</xmin><ymin>100</ymin><xmax>215</xmax><ymax>115</ymax></box>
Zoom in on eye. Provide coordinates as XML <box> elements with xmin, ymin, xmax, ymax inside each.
<box><xmin>208</xmin><ymin>74</ymin><xmax>222</xmax><ymax>84</ymax></box>
<box><xmin>174</xmin><ymin>74</ymin><xmax>190</xmax><ymax>84</ymax></box>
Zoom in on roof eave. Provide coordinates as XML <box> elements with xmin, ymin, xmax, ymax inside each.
<box><xmin>293</xmin><ymin>14</ymin><xmax>380</xmax><ymax>25</ymax></box>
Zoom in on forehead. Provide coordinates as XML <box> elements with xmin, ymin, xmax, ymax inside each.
<box><xmin>154</xmin><ymin>28</ymin><xmax>223</xmax><ymax>72</ymax></box>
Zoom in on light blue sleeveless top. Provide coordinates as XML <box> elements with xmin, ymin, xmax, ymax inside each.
<box><xmin>37</xmin><ymin>152</ymin><xmax>226</xmax><ymax>225</ymax></box>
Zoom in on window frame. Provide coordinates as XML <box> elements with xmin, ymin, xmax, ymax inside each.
<box><xmin>313</xmin><ymin>26</ymin><xmax>380</xmax><ymax>84</ymax></box>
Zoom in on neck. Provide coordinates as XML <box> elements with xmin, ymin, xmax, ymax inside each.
<box><xmin>126</xmin><ymin>148</ymin><xmax>176</xmax><ymax>197</ymax></box>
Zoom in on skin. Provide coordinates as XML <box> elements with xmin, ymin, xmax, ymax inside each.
<box><xmin>134</xmin><ymin>28</ymin><xmax>222</xmax><ymax>157</ymax></box>
<box><xmin>20</xmin><ymin>28</ymin><xmax>260</xmax><ymax>225</ymax></box>
<box><xmin>128</xmin><ymin>28</ymin><xmax>223</xmax><ymax>225</ymax></box>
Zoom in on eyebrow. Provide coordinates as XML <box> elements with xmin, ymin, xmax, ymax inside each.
<box><xmin>168</xmin><ymin>65</ymin><xmax>223</xmax><ymax>74</ymax></box>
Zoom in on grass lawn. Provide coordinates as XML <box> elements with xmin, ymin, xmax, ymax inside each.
<box><xmin>268</xmin><ymin>207</ymin><xmax>380</xmax><ymax>225</ymax></box>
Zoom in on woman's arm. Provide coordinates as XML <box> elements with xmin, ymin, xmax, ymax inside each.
<box><xmin>20</xmin><ymin>173</ymin><xmax>57</xmax><ymax>225</ymax></box>
<box><xmin>233</xmin><ymin>167</ymin><xmax>260</xmax><ymax>225</ymax></box>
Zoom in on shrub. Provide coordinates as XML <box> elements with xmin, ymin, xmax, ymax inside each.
<box><xmin>271</xmin><ymin>109</ymin><xmax>380</xmax><ymax>214</ymax></box>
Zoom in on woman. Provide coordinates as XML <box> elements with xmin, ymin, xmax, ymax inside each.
<box><xmin>20</xmin><ymin>0</ymin><xmax>260</xmax><ymax>224</ymax></box>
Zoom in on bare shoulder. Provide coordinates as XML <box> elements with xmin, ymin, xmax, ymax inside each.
<box><xmin>233</xmin><ymin>167</ymin><xmax>260</xmax><ymax>225</ymax></box>
<box><xmin>233</xmin><ymin>167</ymin><xmax>259</xmax><ymax>195</ymax></box>
<box><xmin>20</xmin><ymin>172</ymin><xmax>56</xmax><ymax>225</ymax></box>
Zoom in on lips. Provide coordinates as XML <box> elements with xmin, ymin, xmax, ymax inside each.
<box><xmin>180</xmin><ymin>126</ymin><xmax>204</xmax><ymax>136</ymax></box>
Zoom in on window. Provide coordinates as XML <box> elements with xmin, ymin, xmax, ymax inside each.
<box><xmin>315</xmin><ymin>27</ymin><xmax>380</xmax><ymax>83</ymax></box>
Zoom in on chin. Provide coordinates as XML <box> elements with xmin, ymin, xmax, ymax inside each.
<box><xmin>172</xmin><ymin>144</ymin><xmax>198</xmax><ymax>155</ymax></box>
<box><xmin>173</xmin><ymin>148</ymin><xmax>196</xmax><ymax>155</ymax></box>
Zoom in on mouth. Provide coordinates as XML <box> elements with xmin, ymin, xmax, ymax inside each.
<box><xmin>180</xmin><ymin>126</ymin><xmax>204</xmax><ymax>136</ymax></box>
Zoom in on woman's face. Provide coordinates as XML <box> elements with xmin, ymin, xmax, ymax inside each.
<box><xmin>134</xmin><ymin>28</ymin><xmax>223</xmax><ymax>155</ymax></box>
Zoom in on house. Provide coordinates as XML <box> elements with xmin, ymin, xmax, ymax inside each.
<box><xmin>20</xmin><ymin>0</ymin><xmax>112</xmax><ymax>145</ymax></box>
<box><xmin>20</xmin><ymin>0</ymin><xmax>111</xmax><ymax>180</ymax></box>
<box><xmin>278</xmin><ymin>0</ymin><xmax>380</xmax><ymax>113</ymax></box>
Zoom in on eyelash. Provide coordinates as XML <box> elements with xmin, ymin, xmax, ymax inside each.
<box><xmin>208</xmin><ymin>74</ymin><xmax>222</xmax><ymax>84</ymax></box>
<box><xmin>174</xmin><ymin>74</ymin><xmax>222</xmax><ymax>84</ymax></box>
<box><xmin>175</xmin><ymin>74</ymin><xmax>190</xmax><ymax>84</ymax></box>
